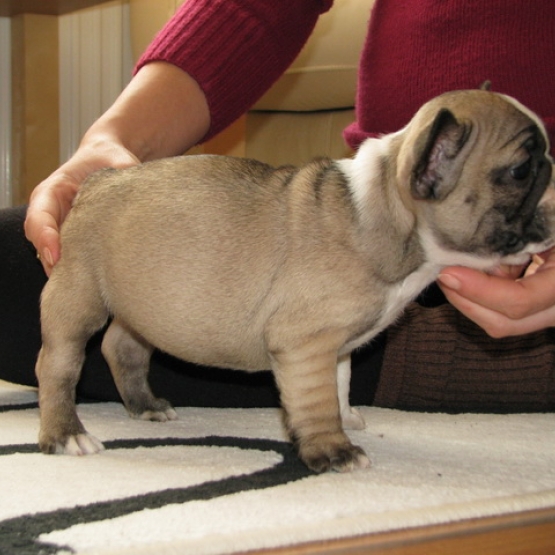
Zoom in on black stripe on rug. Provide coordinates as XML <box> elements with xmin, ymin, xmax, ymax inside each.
<box><xmin>0</xmin><ymin>436</ymin><xmax>314</xmax><ymax>555</ymax></box>
<box><xmin>0</xmin><ymin>402</ymin><xmax>38</xmax><ymax>413</ymax></box>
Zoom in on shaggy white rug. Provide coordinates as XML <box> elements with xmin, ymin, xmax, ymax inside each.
<box><xmin>1</xmin><ymin>379</ymin><xmax>554</xmax><ymax>555</ymax></box>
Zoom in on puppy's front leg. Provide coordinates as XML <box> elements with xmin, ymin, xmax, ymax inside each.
<box><xmin>271</xmin><ymin>346</ymin><xmax>370</xmax><ymax>473</ymax></box>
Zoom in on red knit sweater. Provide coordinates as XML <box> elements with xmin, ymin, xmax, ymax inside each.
<box><xmin>137</xmin><ymin>0</ymin><xmax>555</xmax><ymax>155</ymax></box>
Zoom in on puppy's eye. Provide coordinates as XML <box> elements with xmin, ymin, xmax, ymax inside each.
<box><xmin>510</xmin><ymin>158</ymin><xmax>532</xmax><ymax>180</ymax></box>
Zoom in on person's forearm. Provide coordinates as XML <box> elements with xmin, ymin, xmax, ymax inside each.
<box><xmin>137</xmin><ymin>0</ymin><xmax>332</xmax><ymax>141</ymax></box>
<box><xmin>80</xmin><ymin>62</ymin><xmax>210</xmax><ymax>163</ymax></box>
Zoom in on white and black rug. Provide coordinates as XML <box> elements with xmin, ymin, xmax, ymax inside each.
<box><xmin>1</xmin><ymin>379</ymin><xmax>555</xmax><ymax>555</ymax></box>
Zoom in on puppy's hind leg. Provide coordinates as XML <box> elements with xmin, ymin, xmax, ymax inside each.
<box><xmin>37</xmin><ymin>274</ymin><xmax>108</xmax><ymax>455</ymax></box>
<box><xmin>101</xmin><ymin>319</ymin><xmax>177</xmax><ymax>422</ymax></box>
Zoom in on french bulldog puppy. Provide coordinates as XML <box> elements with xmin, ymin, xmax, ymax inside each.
<box><xmin>36</xmin><ymin>89</ymin><xmax>555</xmax><ymax>473</ymax></box>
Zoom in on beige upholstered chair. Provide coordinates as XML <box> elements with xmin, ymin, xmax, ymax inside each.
<box><xmin>129</xmin><ymin>0</ymin><xmax>374</xmax><ymax>165</ymax></box>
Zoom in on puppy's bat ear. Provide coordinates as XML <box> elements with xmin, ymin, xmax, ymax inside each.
<box><xmin>411</xmin><ymin>109</ymin><xmax>472</xmax><ymax>201</ymax></box>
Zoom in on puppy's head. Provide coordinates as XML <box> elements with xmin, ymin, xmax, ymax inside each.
<box><xmin>397</xmin><ymin>89</ymin><xmax>555</xmax><ymax>267</ymax></box>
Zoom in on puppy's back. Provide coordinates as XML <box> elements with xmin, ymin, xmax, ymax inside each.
<box><xmin>57</xmin><ymin>155</ymin><xmax>295</xmax><ymax>370</ymax></box>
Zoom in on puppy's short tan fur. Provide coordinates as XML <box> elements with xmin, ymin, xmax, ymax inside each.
<box><xmin>36</xmin><ymin>90</ymin><xmax>555</xmax><ymax>472</ymax></box>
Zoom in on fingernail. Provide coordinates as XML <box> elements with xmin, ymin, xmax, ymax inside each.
<box><xmin>438</xmin><ymin>273</ymin><xmax>461</xmax><ymax>291</ymax></box>
<box><xmin>43</xmin><ymin>248</ymin><xmax>54</xmax><ymax>267</ymax></box>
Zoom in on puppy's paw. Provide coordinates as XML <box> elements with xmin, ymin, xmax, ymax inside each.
<box><xmin>300</xmin><ymin>441</ymin><xmax>371</xmax><ymax>473</ymax></box>
<box><xmin>40</xmin><ymin>433</ymin><xmax>105</xmax><ymax>456</ymax></box>
<box><xmin>137</xmin><ymin>407</ymin><xmax>178</xmax><ymax>422</ymax></box>
<box><xmin>64</xmin><ymin>433</ymin><xmax>105</xmax><ymax>455</ymax></box>
<box><xmin>341</xmin><ymin>407</ymin><xmax>366</xmax><ymax>430</ymax></box>
<box><xmin>126</xmin><ymin>397</ymin><xmax>178</xmax><ymax>422</ymax></box>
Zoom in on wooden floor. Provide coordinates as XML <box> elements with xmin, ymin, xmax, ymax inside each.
<box><xmin>252</xmin><ymin>506</ymin><xmax>555</xmax><ymax>555</ymax></box>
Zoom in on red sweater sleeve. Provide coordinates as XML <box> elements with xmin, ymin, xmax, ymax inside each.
<box><xmin>345</xmin><ymin>0</ymin><xmax>555</xmax><ymax>155</ymax></box>
<box><xmin>135</xmin><ymin>0</ymin><xmax>333</xmax><ymax>141</ymax></box>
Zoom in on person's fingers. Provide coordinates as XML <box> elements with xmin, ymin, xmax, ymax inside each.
<box><xmin>25</xmin><ymin>144</ymin><xmax>141</xmax><ymax>275</ymax></box>
<box><xmin>26</xmin><ymin>175</ymin><xmax>78</xmax><ymax>253</ymax></box>
<box><xmin>34</xmin><ymin>226</ymin><xmax>60</xmax><ymax>276</ymax></box>
<box><xmin>440</xmin><ymin>285</ymin><xmax>555</xmax><ymax>337</ymax></box>
<box><xmin>438</xmin><ymin>254</ymin><xmax>555</xmax><ymax>320</ymax></box>
<box><xmin>438</xmin><ymin>249</ymin><xmax>555</xmax><ymax>336</ymax></box>
<box><xmin>25</xmin><ymin>178</ymin><xmax>79</xmax><ymax>275</ymax></box>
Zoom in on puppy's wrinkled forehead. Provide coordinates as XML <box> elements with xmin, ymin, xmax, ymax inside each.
<box><xmin>486</xmin><ymin>101</ymin><xmax>546</xmax><ymax>159</ymax></box>
<box><xmin>436</xmin><ymin>90</ymin><xmax>549</xmax><ymax>156</ymax></box>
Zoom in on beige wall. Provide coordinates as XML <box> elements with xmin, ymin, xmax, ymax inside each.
<box><xmin>10</xmin><ymin>14</ymin><xmax>60</xmax><ymax>205</ymax></box>
<box><xmin>7</xmin><ymin>1</ymin><xmax>130</xmax><ymax>206</ymax></box>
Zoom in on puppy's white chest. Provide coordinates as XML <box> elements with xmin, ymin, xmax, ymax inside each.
<box><xmin>379</xmin><ymin>263</ymin><xmax>440</xmax><ymax>330</ymax></box>
<box><xmin>341</xmin><ymin>263</ymin><xmax>439</xmax><ymax>355</ymax></box>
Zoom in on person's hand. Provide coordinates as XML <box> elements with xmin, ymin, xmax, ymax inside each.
<box><xmin>25</xmin><ymin>140</ymin><xmax>140</xmax><ymax>275</ymax></box>
<box><xmin>24</xmin><ymin>63</ymin><xmax>211</xmax><ymax>277</ymax></box>
<box><xmin>438</xmin><ymin>248</ymin><xmax>555</xmax><ymax>337</ymax></box>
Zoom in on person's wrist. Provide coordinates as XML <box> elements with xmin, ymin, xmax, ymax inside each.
<box><xmin>74</xmin><ymin>131</ymin><xmax>142</xmax><ymax>175</ymax></box>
